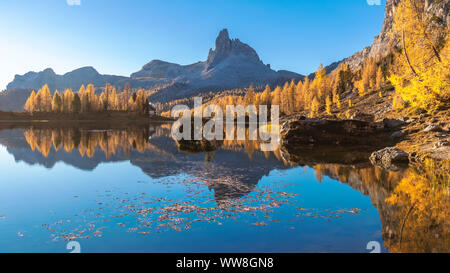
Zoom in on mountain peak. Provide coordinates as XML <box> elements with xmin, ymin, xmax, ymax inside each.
<box><xmin>206</xmin><ymin>29</ymin><xmax>261</xmax><ymax>71</ymax></box>
<box><xmin>42</xmin><ymin>68</ymin><xmax>56</xmax><ymax>75</ymax></box>
<box><xmin>67</xmin><ymin>66</ymin><xmax>99</xmax><ymax>76</ymax></box>
<box><xmin>215</xmin><ymin>29</ymin><xmax>231</xmax><ymax>52</ymax></box>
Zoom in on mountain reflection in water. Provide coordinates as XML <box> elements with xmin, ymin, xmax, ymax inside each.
<box><xmin>0</xmin><ymin>123</ymin><xmax>447</xmax><ymax>253</ymax></box>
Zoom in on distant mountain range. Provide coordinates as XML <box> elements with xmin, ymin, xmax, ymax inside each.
<box><xmin>3</xmin><ymin>29</ymin><xmax>304</xmax><ymax>111</ymax></box>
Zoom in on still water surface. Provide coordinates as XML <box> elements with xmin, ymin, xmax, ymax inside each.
<box><xmin>0</xmin><ymin>124</ymin><xmax>447</xmax><ymax>253</ymax></box>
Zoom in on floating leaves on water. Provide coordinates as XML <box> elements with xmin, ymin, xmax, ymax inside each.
<box><xmin>252</xmin><ymin>222</ymin><xmax>267</xmax><ymax>226</ymax></box>
<box><xmin>42</xmin><ymin>176</ymin><xmax>367</xmax><ymax>241</ymax></box>
<box><xmin>325</xmin><ymin>208</ymin><xmax>368</xmax><ymax>214</ymax></box>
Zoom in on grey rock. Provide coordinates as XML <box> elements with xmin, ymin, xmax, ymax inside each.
<box><xmin>424</xmin><ymin>124</ymin><xmax>443</xmax><ymax>133</ymax></box>
<box><xmin>280</xmin><ymin>117</ymin><xmax>388</xmax><ymax>147</ymax></box>
<box><xmin>205</xmin><ymin>29</ymin><xmax>260</xmax><ymax>71</ymax></box>
<box><xmin>419</xmin><ymin>113</ymin><xmax>430</xmax><ymax>119</ymax></box>
<box><xmin>434</xmin><ymin>140</ymin><xmax>450</xmax><ymax>148</ymax></box>
<box><xmin>390</xmin><ymin>131</ymin><xmax>406</xmax><ymax>139</ymax></box>
<box><xmin>349</xmin><ymin>112</ymin><xmax>375</xmax><ymax>122</ymax></box>
<box><xmin>383</xmin><ymin>118</ymin><xmax>406</xmax><ymax>129</ymax></box>
<box><xmin>370</xmin><ymin>147</ymin><xmax>409</xmax><ymax>170</ymax></box>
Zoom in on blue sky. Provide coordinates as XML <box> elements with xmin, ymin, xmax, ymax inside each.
<box><xmin>0</xmin><ymin>0</ymin><xmax>386</xmax><ymax>90</ymax></box>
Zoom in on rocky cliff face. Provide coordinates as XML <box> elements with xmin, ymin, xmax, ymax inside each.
<box><xmin>205</xmin><ymin>29</ymin><xmax>262</xmax><ymax>70</ymax></box>
<box><xmin>335</xmin><ymin>0</ymin><xmax>449</xmax><ymax>70</ymax></box>
<box><xmin>132</xmin><ymin>29</ymin><xmax>301</xmax><ymax>102</ymax></box>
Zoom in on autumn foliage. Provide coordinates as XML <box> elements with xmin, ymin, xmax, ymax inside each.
<box><xmin>388</xmin><ymin>0</ymin><xmax>449</xmax><ymax>112</ymax></box>
<box><xmin>198</xmin><ymin>59</ymin><xmax>386</xmax><ymax>118</ymax></box>
<box><xmin>24</xmin><ymin>83</ymin><xmax>152</xmax><ymax>115</ymax></box>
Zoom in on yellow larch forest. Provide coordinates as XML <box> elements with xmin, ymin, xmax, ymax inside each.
<box><xmin>24</xmin><ymin>83</ymin><xmax>152</xmax><ymax>115</ymax></box>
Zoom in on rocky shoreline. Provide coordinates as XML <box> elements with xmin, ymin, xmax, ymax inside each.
<box><xmin>279</xmin><ymin>111</ymin><xmax>449</xmax><ymax>170</ymax></box>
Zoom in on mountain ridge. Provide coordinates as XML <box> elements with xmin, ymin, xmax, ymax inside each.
<box><xmin>4</xmin><ymin>28</ymin><xmax>304</xmax><ymax>109</ymax></box>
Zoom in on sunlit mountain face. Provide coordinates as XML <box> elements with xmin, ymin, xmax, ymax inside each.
<box><xmin>0</xmin><ymin>123</ymin><xmax>447</xmax><ymax>253</ymax></box>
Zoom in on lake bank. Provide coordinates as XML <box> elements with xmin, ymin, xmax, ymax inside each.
<box><xmin>0</xmin><ymin>110</ymin><xmax>174</xmax><ymax>126</ymax></box>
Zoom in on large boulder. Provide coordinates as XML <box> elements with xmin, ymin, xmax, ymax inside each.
<box><xmin>349</xmin><ymin>111</ymin><xmax>375</xmax><ymax>122</ymax></box>
<box><xmin>390</xmin><ymin>130</ymin><xmax>406</xmax><ymax>139</ymax></box>
<box><xmin>280</xmin><ymin>117</ymin><xmax>388</xmax><ymax>147</ymax></box>
<box><xmin>369</xmin><ymin>147</ymin><xmax>409</xmax><ymax>170</ymax></box>
<box><xmin>383</xmin><ymin>118</ymin><xmax>406</xmax><ymax>129</ymax></box>
<box><xmin>423</xmin><ymin>124</ymin><xmax>443</xmax><ymax>133</ymax></box>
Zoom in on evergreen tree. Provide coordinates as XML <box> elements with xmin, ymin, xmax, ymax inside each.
<box><xmin>294</xmin><ymin>80</ymin><xmax>304</xmax><ymax>110</ymax></box>
<box><xmin>72</xmin><ymin>94</ymin><xmax>82</xmax><ymax>113</ymax></box>
<box><xmin>52</xmin><ymin>91</ymin><xmax>63</xmax><ymax>112</ymax></box>
<box><xmin>376</xmin><ymin>66</ymin><xmax>384</xmax><ymax>89</ymax></box>
<box><xmin>310</xmin><ymin>97</ymin><xmax>320</xmax><ymax>118</ymax></box>
<box><xmin>325</xmin><ymin>95</ymin><xmax>332</xmax><ymax>115</ymax></box>
<box><xmin>86</xmin><ymin>84</ymin><xmax>96</xmax><ymax>111</ymax></box>
<box><xmin>243</xmin><ymin>85</ymin><xmax>256</xmax><ymax>106</ymax></box>
<box><xmin>287</xmin><ymin>79</ymin><xmax>296</xmax><ymax>114</ymax></box>
<box><xmin>38</xmin><ymin>84</ymin><xmax>52</xmax><ymax>112</ymax></box>
<box><xmin>271</xmin><ymin>86</ymin><xmax>281</xmax><ymax>108</ymax></box>
<box><xmin>24</xmin><ymin>90</ymin><xmax>37</xmax><ymax>113</ymax></box>
<box><xmin>124</xmin><ymin>83</ymin><xmax>131</xmax><ymax>111</ymax></box>
<box><xmin>63</xmin><ymin>89</ymin><xmax>74</xmax><ymax>113</ymax></box>
<box><xmin>280</xmin><ymin>81</ymin><xmax>290</xmax><ymax>114</ymax></box>
<box><xmin>260</xmin><ymin>85</ymin><xmax>271</xmax><ymax>106</ymax></box>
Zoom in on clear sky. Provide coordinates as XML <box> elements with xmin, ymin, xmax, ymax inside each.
<box><xmin>0</xmin><ymin>0</ymin><xmax>386</xmax><ymax>90</ymax></box>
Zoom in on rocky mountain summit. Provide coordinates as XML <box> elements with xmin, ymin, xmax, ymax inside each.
<box><xmin>132</xmin><ymin>29</ymin><xmax>301</xmax><ymax>101</ymax></box>
<box><xmin>205</xmin><ymin>29</ymin><xmax>262</xmax><ymax>70</ymax></box>
<box><xmin>131</xmin><ymin>29</ymin><xmax>281</xmax><ymax>82</ymax></box>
